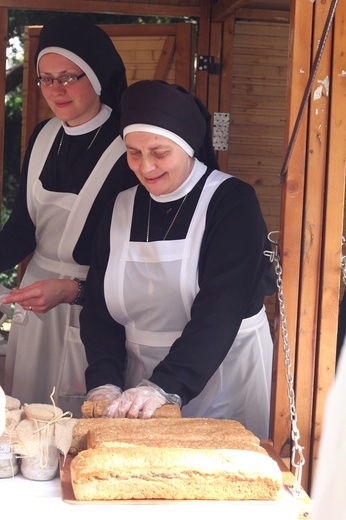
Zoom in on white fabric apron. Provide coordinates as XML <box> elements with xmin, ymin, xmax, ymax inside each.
<box><xmin>5</xmin><ymin>118</ymin><xmax>126</xmax><ymax>417</ymax></box>
<box><xmin>105</xmin><ymin>170</ymin><xmax>273</xmax><ymax>439</ymax></box>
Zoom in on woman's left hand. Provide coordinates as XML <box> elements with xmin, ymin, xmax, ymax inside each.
<box><xmin>102</xmin><ymin>386</ymin><xmax>168</xmax><ymax>419</ymax></box>
<box><xmin>1</xmin><ymin>279</ymin><xmax>80</xmax><ymax>313</ymax></box>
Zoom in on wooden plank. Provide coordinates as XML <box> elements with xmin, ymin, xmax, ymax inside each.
<box><xmin>212</xmin><ymin>0</ymin><xmax>248</xmax><ymax>22</ymax></box>
<box><xmin>17</xmin><ymin>25</ymin><xmax>40</xmax><ymax>283</ymax></box>
<box><xmin>293</xmin><ymin>0</ymin><xmax>336</xmax><ymax>493</ymax></box>
<box><xmin>174</xmin><ymin>22</ymin><xmax>195</xmax><ymax>90</ymax></box>
<box><xmin>217</xmin><ymin>15</ymin><xmax>234</xmax><ymax>172</ymax></box>
<box><xmin>311</xmin><ymin>0</ymin><xmax>346</xmax><ymax>478</ymax></box>
<box><xmin>0</xmin><ymin>1</ymin><xmax>200</xmax><ymax>18</ymax></box>
<box><xmin>0</xmin><ymin>7</ymin><xmax>7</xmax><ymax>214</ymax></box>
<box><xmin>271</xmin><ymin>0</ymin><xmax>313</xmax><ymax>481</ymax></box>
<box><xmin>21</xmin><ymin>27</ymin><xmax>40</xmax><ymax>152</ymax></box>
<box><xmin>27</xmin><ymin>24</ymin><xmax>179</xmax><ymax>39</ymax></box>
<box><xmin>236</xmin><ymin>8</ymin><xmax>290</xmax><ymax>23</ymax></box>
<box><xmin>208</xmin><ymin>20</ymin><xmax>222</xmax><ymax>117</ymax></box>
<box><xmin>195</xmin><ymin>0</ymin><xmax>211</xmax><ymax>103</ymax></box>
<box><xmin>153</xmin><ymin>36</ymin><xmax>175</xmax><ymax>80</ymax></box>
<box><xmin>232</xmin><ymin>83</ymin><xmax>288</xmax><ymax>97</ymax></box>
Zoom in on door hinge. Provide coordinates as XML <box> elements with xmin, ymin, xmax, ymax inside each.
<box><xmin>197</xmin><ymin>55</ymin><xmax>221</xmax><ymax>75</ymax></box>
<box><xmin>213</xmin><ymin>112</ymin><xmax>230</xmax><ymax>151</ymax></box>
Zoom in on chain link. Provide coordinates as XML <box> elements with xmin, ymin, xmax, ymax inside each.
<box><xmin>264</xmin><ymin>231</ymin><xmax>305</xmax><ymax>494</ymax></box>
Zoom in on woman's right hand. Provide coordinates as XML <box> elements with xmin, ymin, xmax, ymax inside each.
<box><xmin>1</xmin><ymin>278</ymin><xmax>81</xmax><ymax>313</ymax></box>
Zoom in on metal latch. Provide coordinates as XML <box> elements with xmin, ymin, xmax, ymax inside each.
<box><xmin>197</xmin><ymin>55</ymin><xmax>221</xmax><ymax>75</ymax></box>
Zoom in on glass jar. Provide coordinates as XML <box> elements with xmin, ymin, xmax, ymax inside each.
<box><xmin>19</xmin><ymin>403</ymin><xmax>62</xmax><ymax>481</ymax></box>
<box><xmin>0</xmin><ymin>438</ymin><xmax>19</xmax><ymax>478</ymax></box>
<box><xmin>20</xmin><ymin>431</ymin><xmax>59</xmax><ymax>481</ymax></box>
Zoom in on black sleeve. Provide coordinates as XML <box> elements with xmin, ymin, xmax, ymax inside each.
<box><xmin>0</xmin><ymin>125</ymin><xmax>44</xmax><ymax>272</ymax></box>
<box><xmin>80</xmin><ymin>200</ymin><xmax>127</xmax><ymax>392</ymax></box>
<box><xmin>149</xmin><ymin>178</ymin><xmax>274</xmax><ymax>405</ymax></box>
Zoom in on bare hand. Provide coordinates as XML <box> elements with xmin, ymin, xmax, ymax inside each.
<box><xmin>1</xmin><ymin>279</ymin><xmax>80</xmax><ymax>313</ymax></box>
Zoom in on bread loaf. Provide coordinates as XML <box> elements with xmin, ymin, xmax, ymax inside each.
<box><xmin>81</xmin><ymin>401</ymin><xmax>181</xmax><ymax>419</ymax></box>
<box><xmin>86</xmin><ymin>417</ymin><xmax>263</xmax><ymax>451</ymax></box>
<box><xmin>71</xmin><ymin>445</ymin><xmax>282</xmax><ymax>501</ymax></box>
<box><xmin>70</xmin><ymin>418</ymin><xmax>283</xmax><ymax>501</ymax></box>
<box><xmin>70</xmin><ymin>404</ymin><xmax>181</xmax><ymax>454</ymax></box>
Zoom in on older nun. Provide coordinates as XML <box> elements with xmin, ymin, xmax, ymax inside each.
<box><xmin>81</xmin><ymin>80</ymin><xmax>276</xmax><ymax>439</ymax></box>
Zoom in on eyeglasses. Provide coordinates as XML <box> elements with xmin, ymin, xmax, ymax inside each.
<box><xmin>35</xmin><ymin>72</ymin><xmax>86</xmax><ymax>88</ymax></box>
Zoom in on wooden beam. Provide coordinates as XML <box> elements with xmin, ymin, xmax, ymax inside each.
<box><xmin>195</xmin><ymin>0</ymin><xmax>212</xmax><ymax>104</ymax></box>
<box><xmin>236</xmin><ymin>8</ymin><xmax>290</xmax><ymax>23</ymax></box>
<box><xmin>273</xmin><ymin>0</ymin><xmax>342</xmax><ymax>493</ymax></box>
<box><xmin>174</xmin><ymin>22</ymin><xmax>195</xmax><ymax>91</ymax></box>
<box><xmin>0</xmin><ymin>1</ymin><xmax>200</xmax><ymax>18</ymax></box>
<box><xmin>293</xmin><ymin>0</ymin><xmax>334</xmax><ymax>493</ymax></box>
<box><xmin>0</xmin><ymin>7</ymin><xmax>7</xmax><ymax>217</ymax></box>
<box><xmin>212</xmin><ymin>0</ymin><xmax>248</xmax><ymax>22</ymax></box>
<box><xmin>217</xmin><ymin>15</ymin><xmax>234</xmax><ymax>173</ymax></box>
<box><xmin>311</xmin><ymin>0</ymin><xmax>346</xmax><ymax>479</ymax></box>
<box><xmin>153</xmin><ymin>35</ymin><xmax>175</xmax><ymax>81</ymax></box>
<box><xmin>271</xmin><ymin>0</ymin><xmax>313</xmax><ymax>487</ymax></box>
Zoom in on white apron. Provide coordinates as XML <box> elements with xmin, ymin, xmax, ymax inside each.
<box><xmin>4</xmin><ymin>118</ymin><xmax>126</xmax><ymax>417</ymax></box>
<box><xmin>105</xmin><ymin>171</ymin><xmax>273</xmax><ymax>439</ymax></box>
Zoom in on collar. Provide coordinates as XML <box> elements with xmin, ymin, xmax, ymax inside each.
<box><xmin>62</xmin><ymin>104</ymin><xmax>112</xmax><ymax>135</ymax></box>
<box><xmin>150</xmin><ymin>159</ymin><xmax>208</xmax><ymax>203</ymax></box>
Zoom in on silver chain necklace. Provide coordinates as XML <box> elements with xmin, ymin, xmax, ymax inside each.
<box><xmin>57</xmin><ymin>125</ymin><xmax>102</xmax><ymax>156</ymax></box>
<box><xmin>146</xmin><ymin>194</ymin><xmax>187</xmax><ymax>242</ymax></box>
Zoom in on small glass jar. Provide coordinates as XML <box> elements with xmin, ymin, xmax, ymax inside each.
<box><xmin>0</xmin><ymin>438</ymin><xmax>19</xmax><ymax>478</ymax></box>
<box><xmin>20</xmin><ymin>433</ymin><xmax>59</xmax><ymax>481</ymax></box>
<box><xmin>20</xmin><ymin>403</ymin><xmax>61</xmax><ymax>481</ymax></box>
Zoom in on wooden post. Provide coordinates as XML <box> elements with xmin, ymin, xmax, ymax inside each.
<box><xmin>311</xmin><ymin>0</ymin><xmax>346</xmax><ymax>480</ymax></box>
<box><xmin>271</xmin><ymin>0</ymin><xmax>313</xmax><ymax>487</ymax></box>
<box><xmin>273</xmin><ymin>0</ymin><xmax>343</xmax><ymax>493</ymax></box>
<box><xmin>195</xmin><ymin>0</ymin><xmax>212</xmax><ymax>104</ymax></box>
<box><xmin>217</xmin><ymin>15</ymin><xmax>234</xmax><ymax>173</ymax></box>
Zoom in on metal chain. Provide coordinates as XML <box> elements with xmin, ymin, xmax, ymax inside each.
<box><xmin>264</xmin><ymin>231</ymin><xmax>305</xmax><ymax>494</ymax></box>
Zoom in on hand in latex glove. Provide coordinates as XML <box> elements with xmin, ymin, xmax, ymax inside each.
<box><xmin>102</xmin><ymin>386</ymin><xmax>168</xmax><ymax>419</ymax></box>
<box><xmin>86</xmin><ymin>384</ymin><xmax>122</xmax><ymax>403</ymax></box>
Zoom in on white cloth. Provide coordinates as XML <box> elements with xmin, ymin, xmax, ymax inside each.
<box><xmin>104</xmin><ymin>169</ymin><xmax>273</xmax><ymax>439</ymax></box>
<box><xmin>4</xmin><ymin>118</ymin><xmax>126</xmax><ymax>417</ymax></box>
<box><xmin>311</xmin><ymin>339</ymin><xmax>346</xmax><ymax>520</ymax></box>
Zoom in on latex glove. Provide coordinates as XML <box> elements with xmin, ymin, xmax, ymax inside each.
<box><xmin>102</xmin><ymin>386</ymin><xmax>168</xmax><ymax>419</ymax></box>
<box><xmin>86</xmin><ymin>384</ymin><xmax>122</xmax><ymax>403</ymax></box>
<box><xmin>1</xmin><ymin>279</ymin><xmax>80</xmax><ymax>313</ymax></box>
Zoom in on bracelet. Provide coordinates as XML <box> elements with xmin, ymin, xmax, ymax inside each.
<box><xmin>70</xmin><ymin>278</ymin><xmax>84</xmax><ymax>305</ymax></box>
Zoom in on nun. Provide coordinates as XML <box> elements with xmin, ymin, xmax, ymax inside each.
<box><xmin>81</xmin><ymin>80</ymin><xmax>276</xmax><ymax>439</ymax></box>
<box><xmin>0</xmin><ymin>14</ymin><xmax>138</xmax><ymax>416</ymax></box>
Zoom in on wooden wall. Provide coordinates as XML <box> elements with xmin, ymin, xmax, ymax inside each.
<box><xmin>226</xmin><ymin>18</ymin><xmax>289</xmax><ymax>325</ymax></box>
